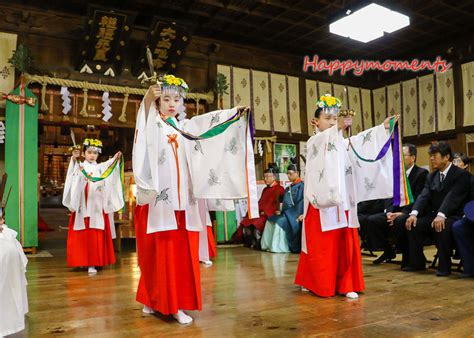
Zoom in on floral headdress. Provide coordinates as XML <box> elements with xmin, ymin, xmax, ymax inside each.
<box><xmin>161</xmin><ymin>74</ymin><xmax>189</xmax><ymax>98</ymax></box>
<box><xmin>316</xmin><ymin>94</ymin><xmax>342</xmax><ymax>116</ymax></box>
<box><xmin>83</xmin><ymin>138</ymin><xmax>103</xmax><ymax>153</ymax></box>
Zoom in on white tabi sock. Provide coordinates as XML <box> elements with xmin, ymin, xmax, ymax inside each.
<box><xmin>142</xmin><ymin>305</ymin><xmax>155</xmax><ymax>314</ymax></box>
<box><xmin>173</xmin><ymin>310</ymin><xmax>193</xmax><ymax>325</ymax></box>
<box><xmin>345</xmin><ymin>292</ymin><xmax>359</xmax><ymax>299</ymax></box>
<box><xmin>200</xmin><ymin>260</ymin><xmax>213</xmax><ymax>267</ymax></box>
<box><xmin>88</xmin><ymin>266</ymin><xmax>97</xmax><ymax>275</ymax></box>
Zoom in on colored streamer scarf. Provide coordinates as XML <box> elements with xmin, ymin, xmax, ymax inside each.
<box><xmin>79</xmin><ymin>157</ymin><xmax>126</xmax><ymax>212</ymax></box>
<box><xmin>162</xmin><ymin>108</ymin><xmax>253</xmax><ymax>141</ymax></box>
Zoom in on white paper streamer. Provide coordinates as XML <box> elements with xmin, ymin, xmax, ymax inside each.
<box><xmin>0</xmin><ymin>121</ymin><xmax>5</xmax><ymax>144</ymax></box>
<box><xmin>60</xmin><ymin>86</ymin><xmax>71</xmax><ymax>115</ymax></box>
<box><xmin>102</xmin><ymin>91</ymin><xmax>112</xmax><ymax>122</ymax></box>
<box><xmin>258</xmin><ymin>140</ymin><xmax>263</xmax><ymax>156</ymax></box>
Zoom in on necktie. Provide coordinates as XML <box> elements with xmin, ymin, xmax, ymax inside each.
<box><xmin>440</xmin><ymin>173</ymin><xmax>445</xmax><ymax>183</ymax></box>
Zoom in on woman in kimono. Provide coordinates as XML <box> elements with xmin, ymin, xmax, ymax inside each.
<box><xmin>0</xmin><ymin>183</ymin><xmax>29</xmax><ymax>337</ymax></box>
<box><xmin>62</xmin><ymin>138</ymin><xmax>124</xmax><ymax>275</ymax></box>
<box><xmin>133</xmin><ymin>75</ymin><xmax>258</xmax><ymax>324</ymax></box>
<box><xmin>238</xmin><ymin>168</ymin><xmax>285</xmax><ymax>249</ymax></box>
<box><xmin>261</xmin><ymin>163</ymin><xmax>304</xmax><ymax>253</ymax></box>
<box><xmin>295</xmin><ymin>94</ymin><xmax>397</xmax><ymax>299</ymax></box>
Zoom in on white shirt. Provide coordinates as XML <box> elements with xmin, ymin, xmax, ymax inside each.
<box><xmin>406</xmin><ymin>164</ymin><xmax>414</xmax><ymax>177</ymax></box>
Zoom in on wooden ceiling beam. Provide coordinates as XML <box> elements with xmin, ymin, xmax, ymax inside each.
<box><xmin>194</xmin><ymin>0</ymin><xmax>318</xmax><ymax>30</ymax></box>
<box><xmin>388</xmin><ymin>0</ymin><xmax>458</xmax><ymax>30</ymax></box>
<box><xmin>265</xmin><ymin>3</ymin><xmax>332</xmax><ymax>41</ymax></box>
<box><xmin>251</xmin><ymin>0</ymin><xmax>311</xmax><ymax>39</ymax></box>
<box><xmin>433</xmin><ymin>0</ymin><xmax>474</xmax><ymax>20</ymax></box>
<box><xmin>254</xmin><ymin>0</ymin><xmax>325</xmax><ymax>19</ymax></box>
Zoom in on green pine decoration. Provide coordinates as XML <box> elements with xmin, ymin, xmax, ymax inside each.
<box><xmin>215</xmin><ymin>73</ymin><xmax>229</xmax><ymax>96</ymax></box>
<box><xmin>215</xmin><ymin>73</ymin><xmax>229</xmax><ymax>109</ymax></box>
<box><xmin>8</xmin><ymin>44</ymin><xmax>32</xmax><ymax>73</ymax></box>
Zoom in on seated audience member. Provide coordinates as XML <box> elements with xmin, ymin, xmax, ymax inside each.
<box><xmin>404</xmin><ymin>142</ymin><xmax>470</xmax><ymax>276</ymax></box>
<box><xmin>363</xmin><ymin>144</ymin><xmax>428</xmax><ymax>265</ymax></box>
<box><xmin>235</xmin><ymin>168</ymin><xmax>284</xmax><ymax>249</ymax></box>
<box><xmin>453</xmin><ymin>152</ymin><xmax>470</xmax><ymax>171</ymax></box>
<box><xmin>452</xmin><ymin>152</ymin><xmax>474</xmax><ymax>278</ymax></box>
<box><xmin>261</xmin><ymin>163</ymin><xmax>304</xmax><ymax>253</ymax></box>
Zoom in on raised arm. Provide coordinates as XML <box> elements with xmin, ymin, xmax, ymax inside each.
<box><xmin>143</xmin><ymin>85</ymin><xmax>162</xmax><ymax>122</ymax></box>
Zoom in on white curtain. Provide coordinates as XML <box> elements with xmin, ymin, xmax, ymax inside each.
<box><xmin>462</xmin><ymin>61</ymin><xmax>474</xmax><ymax>126</ymax></box>
<box><xmin>418</xmin><ymin>74</ymin><xmax>435</xmax><ymax>134</ymax></box>
<box><xmin>305</xmin><ymin>79</ymin><xmax>317</xmax><ymax>136</ymax></box>
<box><xmin>402</xmin><ymin>79</ymin><xmax>418</xmax><ymax>136</ymax></box>
<box><xmin>436</xmin><ymin>69</ymin><xmax>455</xmax><ymax>131</ymax></box>
<box><xmin>372</xmin><ymin>87</ymin><xmax>386</xmax><ymax>126</ymax></box>
<box><xmin>0</xmin><ymin>32</ymin><xmax>17</xmax><ymax>108</ymax></box>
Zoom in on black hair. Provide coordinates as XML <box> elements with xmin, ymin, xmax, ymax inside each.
<box><xmin>287</xmin><ymin>164</ymin><xmax>298</xmax><ymax>172</ymax></box>
<box><xmin>287</xmin><ymin>156</ymin><xmax>299</xmax><ymax>172</ymax></box>
<box><xmin>264</xmin><ymin>168</ymin><xmax>276</xmax><ymax>175</ymax></box>
<box><xmin>428</xmin><ymin>141</ymin><xmax>452</xmax><ymax>161</ymax></box>
<box><xmin>453</xmin><ymin>152</ymin><xmax>470</xmax><ymax>166</ymax></box>
<box><xmin>403</xmin><ymin>143</ymin><xmax>417</xmax><ymax>158</ymax></box>
<box><xmin>314</xmin><ymin>107</ymin><xmax>323</xmax><ymax>119</ymax></box>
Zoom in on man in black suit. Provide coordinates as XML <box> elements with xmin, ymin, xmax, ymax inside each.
<box><xmin>404</xmin><ymin>142</ymin><xmax>470</xmax><ymax>276</ymax></box>
<box><xmin>452</xmin><ymin>153</ymin><xmax>474</xmax><ymax>278</ymax></box>
<box><xmin>362</xmin><ymin>144</ymin><xmax>428</xmax><ymax>264</ymax></box>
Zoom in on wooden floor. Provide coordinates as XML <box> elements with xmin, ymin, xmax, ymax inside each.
<box><xmin>12</xmin><ymin>209</ymin><xmax>474</xmax><ymax>337</ymax></box>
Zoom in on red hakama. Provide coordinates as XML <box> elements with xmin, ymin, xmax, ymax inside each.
<box><xmin>207</xmin><ymin>226</ymin><xmax>217</xmax><ymax>259</ymax></box>
<box><xmin>135</xmin><ymin>205</ymin><xmax>202</xmax><ymax>315</ymax></box>
<box><xmin>295</xmin><ymin>205</ymin><xmax>364</xmax><ymax>297</ymax></box>
<box><xmin>66</xmin><ymin>212</ymin><xmax>116</xmax><ymax>267</ymax></box>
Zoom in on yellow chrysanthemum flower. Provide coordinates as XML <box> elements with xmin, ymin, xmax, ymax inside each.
<box><xmin>162</xmin><ymin>75</ymin><xmax>189</xmax><ymax>92</ymax></box>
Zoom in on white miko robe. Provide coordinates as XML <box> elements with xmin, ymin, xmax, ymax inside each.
<box><xmin>302</xmin><ymin>123</ymin><xmax>394</xmax><ymax>252</ymax></box>
<box><xmin>0</xmin><ymin>225</ymin><xmax>28</xmax><ymax>337</ymax></box>
<box><xmin>62</xmin><ymin>158</ymin><xmax>124</xmax><ymax>238</ymax></box>
<box><xmin>132</xmin><ymin>101</ymin><xmax>258</xmax><ymax>234</ymax></box>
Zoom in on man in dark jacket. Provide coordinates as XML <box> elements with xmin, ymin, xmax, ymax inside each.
<box><xmin>404</xmin><ymin>142</ymin><xmax>470</xmax><ymax>276</ymax></box>
<box><xmin>452</xmin><ymin>153</ymin><xmax>474</xmax><ymax>278</ymax></box>
<box><xmin>364</xmin><ymin>144</ymin><xmax>428</xmax><ymax>264</ymax></box>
